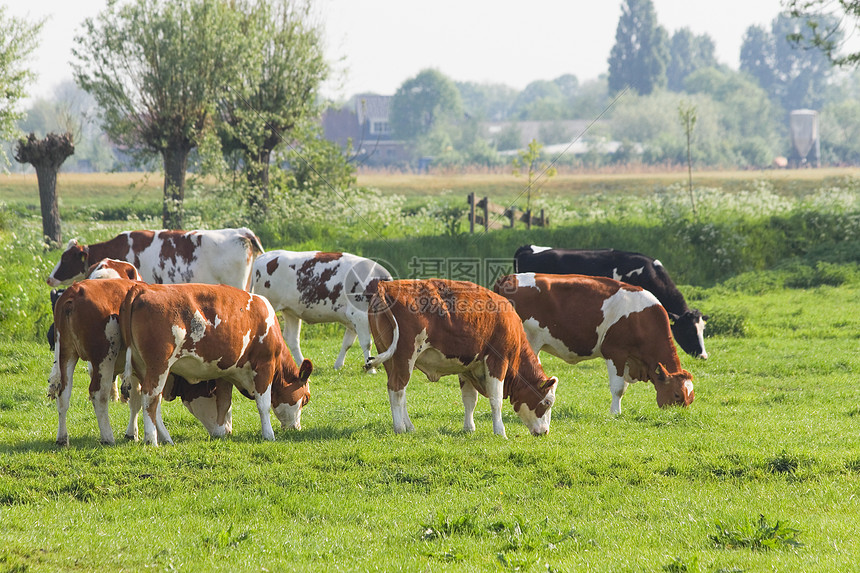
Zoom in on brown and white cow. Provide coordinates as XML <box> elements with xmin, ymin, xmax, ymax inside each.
<box><xmin>494</xmin><ymin>273</ymin><xmax>694</xmax><ymax>414</ymax></box>
<box><xmin>365</xmin><ymin>279</ymin><xmax>557</xmax><ymax>437</ymax></box>
<box><xmin>252</xmin><ymin>250</ymin><xmax>391</xmax><ymax>371</ymax></box>
<box><xmin>47</xmin><ymin>228</ymin><xmax>264</xmax><ymax>290</ymax></box>
<box><xmin>120</xmin><ymin>282</ymin><xmax>313</xmax><ymax>445</ymax></box>
<box><xmin>84</xmin><ymin>258</ymin><xmax>143</xmax><ymax>281</ymax></box>
<box><xmin>48</xmin><ymin>279</ymin><xmax>239</xmax><ymax>445</ymax></box>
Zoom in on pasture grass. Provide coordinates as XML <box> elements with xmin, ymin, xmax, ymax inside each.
<box><xmin>2</xmin><ymin>172</ymin><xmax>860</xmax><ymax>570</ymax></box>
<box><xmin>3</xmin><ymin>284</ymin><xmax>860</xmax><ymax>571</ymax></box>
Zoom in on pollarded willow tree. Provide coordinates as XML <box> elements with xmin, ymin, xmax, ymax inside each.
<box><xmin>0</xmin><ymin>7</ymin><xmax>43</xmax><ymax>167</ymax></box>
<box><xmin>218</xmin><ymin>0</ymin><xmax>328</xmax><ymax>206</ymax></box>
<box><xmin>72</xmin><ymin>0</ymin><xmax>249</xmax><ymax>229</ymax></box>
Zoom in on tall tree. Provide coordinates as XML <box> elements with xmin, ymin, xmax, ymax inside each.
<box><xmin>740</xmin><ymin>25</ymin><xmax>776</xmax><ymax>92</ymax></box>
<box><xmin>219</xmin><ymin>0</ymin><xmax>328</xmax><ymax>203</ymax></box>
<box><xmin>73</xmin><ymin>0</ymin><xmax>247</xmax><ymax>229</ymax></box>
<box><xmin>785</xmin><ymin>0</ymin><xmax>860</xmax><ymax>67</ymax></box>
<box><xmin>390</xmin><ymin>69</ymin><xmax>463</xmax><ymax>142</ymax></box>
<box><xmin>14</xmin><ymin>132</ymin><xmax>74</xmax><ymax>245</ymax></box>
<box><xmin>607</xmin><ymin>0</ymin><xmax>669</xmax><ymax>95</ymax></box>
<box><xmin>740</xmin><ymin>13</ymin><xmax>837</xmax><ymax>111</ymax></box>
<box><xmin>668</xmin><ymin>28</ymin><xmax>718</xmax><ymax>92</ymax></box>
<box><xmin>0</xmin><ymin>7</ymin><xmax>43</xmax><ymax>167</ymax></box>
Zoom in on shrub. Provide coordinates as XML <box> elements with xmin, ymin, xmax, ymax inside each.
<box><xmin>710</xmin><ymin>514</ymin><xmax>803</xmax><ymax>551</ymax></box>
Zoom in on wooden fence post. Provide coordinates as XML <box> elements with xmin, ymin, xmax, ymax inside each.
<box><xmin>482</xmin><ymin>196</ymin><xmax>489</xmax><ymax>232</ymax></box>
<box><xmin>468</xmin><ymin>192</ymin><xmax>475</xmax><ymax>233</ymax></box>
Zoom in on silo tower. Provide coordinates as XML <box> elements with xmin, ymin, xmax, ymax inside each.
<box><xmin>789</xmin><ymin>109</ymin><xmax>820</xmax><ymax>167</ymax></box>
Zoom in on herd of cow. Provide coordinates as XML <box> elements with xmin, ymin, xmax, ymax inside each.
<box><xmin>44</xmin><ymin>228</ymin><xmax>707</xmax><ymax>445</ymax></box>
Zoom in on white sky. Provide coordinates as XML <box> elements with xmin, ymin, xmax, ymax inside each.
<box><xmin>7</xmin><ymin>0</ymin><xmax>787</xmax><ymax>102</ymax></box>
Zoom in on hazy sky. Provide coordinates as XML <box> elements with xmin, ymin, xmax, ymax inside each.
<box><xmin>8</xmin><ymin>0</ymin><xmax>787</xmax><ymax>102</ymax></box>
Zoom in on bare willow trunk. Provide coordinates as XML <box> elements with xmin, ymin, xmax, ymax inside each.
<box><xmin>14</xmin><ymin>132</ymin><xmax>74</xmax><ymax>246</ymax></box>
<box><xmin>162</xmin><ymin>146</ymin><xmax>189</xmax><ymax>230</ymax></box>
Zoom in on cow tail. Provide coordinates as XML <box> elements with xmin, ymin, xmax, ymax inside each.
<box><xmin>364</xmin><ymin>291</ymin><xmax>399</xmax><ymax>371</ymax></box>
<box><xmin>119</xmin><ymin>284</ymin><xmax>143</xmax><ymax>395</ymax></box>
<box><xmin>241</xmin><ymin>229</ymin><xmax>265</xmax><ymax>291</ymax></box>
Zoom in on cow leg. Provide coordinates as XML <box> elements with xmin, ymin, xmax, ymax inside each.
<box><xmin>49</xmin><ymin>332</ymin><xmax>76</xmax><ymax>447</ymax></box>
<box><xmin>141</xmin><ymin>372</ymin><xmax>172</xmax><ymax>446</ymax></box>
<box><xmin>124</xmin><ymin>376</ymin><xmax>142</xmax><ymax>441</ymax></box>
<box><xmin>254</xmin><ymin>385</ymin><xmax>276</xmax><ymax>441</ymax></box>
<box><xmin>460</xmin><ymin>376</ymin><xmax>478</xmax><ymax>433</ymax></box>
<box><xmin>387</xmin><ymin>388</ymin><xmax>415</xmax><ymax>433</ymax></box>
<box><xmin>216</xmin><ymin>379</ymin><xmax>233</xmax><ymax>436</ymax></box>
<box><xmin>607</xmin><ymin>360</ymin><xmax>629</xmax><ymax>415</ymax></box>
<box><xmin>89</xmin><ymin>359</ymin><xmax>117</xmax><ymax>445</ymax></box>
<box><xmin>281</xmin><ymin>314</ymin><xmax>304</xmax><ymax>365</ymax></box>
<box><xmin>55</xmin><ymin>381</ymin><xmax>73</xmax><ymax>446</ymax></box>
<box><xmin>354</xmin><ymin>321</ymin><xmax>377</xmax><ymax>374</ymax></box>
<box><xmin>485</xmin><ymin>376</ymin><xmax>507</xmax><ymax>438</ymax></box>
<box><xmin>334</xmin><ymin>328</ymin><xmax>358</xmax><ymax>370</ymax></box>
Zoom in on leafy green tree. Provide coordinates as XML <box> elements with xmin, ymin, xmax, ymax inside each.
<box><xmin>608</xmin><ymin>0</ymin><xmax>669</xmax><ymax>95</ymax></box>
<box><xmin>512</xmin><ymin>139</ymin><xmax>556</xmax><ymax>215</ymax></box>
<box><xmin>0</xmin><ymin>7</ymin><xmax>43</xmax><ymax>167</ymax></box>
<box><xmin>785</xmin><ymin>0</ymin><xmax>860</xmax><ymax>67</ymax></box>
<box><xmin>390</xmin><ymin>69</ymin><xmax>463</xmax><ymax>142</ymax></box>
<box><xmin>219</xmin><ymin>0</ymin><xmax>328</xmax><ymax>204</ymax></box>
<box><xmin>455</xmin><ymin>81</ymin><xmax>516</xmax><ymax>121</ymax></box>
<box><xmin>511</xmin><ymin>79</ymin><xmax>564</xmax><ymax>119</ymax></box>
<box><xmin>668</xmin><ymin>28</ymin><xmax>718</xmax><ymax>92</ymax></box>
<box><xmin>73</xmin><ymin>0</ymin><xmax>248</xmax><ymax>229</ymax></box>
<box><xmin>740</xmin><ymin>14</ymin><xmax>837</xmax><ymax>112</ymax></box>
<box><xmin>740</xmin><ymin>25</ymin><xmax>776</xmax><ymax>91</ymax></box>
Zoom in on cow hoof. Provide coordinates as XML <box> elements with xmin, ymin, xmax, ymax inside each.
<box><xmin>56</xmin><ymin>437</ymin><xmax>70</xmax><ymax>447</ymax></box>
<box><xmin>124</xmin><ymin>433</ymin><xmax>138</xmax><ymax>442</ymax></box>
<box><xmin>365</xmin><ymin>367</ymin><xmax>377</xmax><ymax>375</ymax></box>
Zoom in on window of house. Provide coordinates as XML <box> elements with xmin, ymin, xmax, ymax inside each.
<box><xmin>370</xmin><ymin>121</ymin><xmax>390</xmax><ymax>135</ymax></box>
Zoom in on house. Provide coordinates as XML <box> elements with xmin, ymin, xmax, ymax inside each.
<box><xmin>322</xmin><ymin>94</ymin><xmax>410</xmax><ymax>167</ymax></box>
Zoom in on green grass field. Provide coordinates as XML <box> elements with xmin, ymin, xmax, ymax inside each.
<box><xmin>1</xmin><ymin>171</ymin><xmax>860</xmax><ymax>571</ymax></box>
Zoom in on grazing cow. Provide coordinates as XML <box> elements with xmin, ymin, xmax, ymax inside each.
<box><xmin>494</xmin><ymin>273</ymin><xmax>694</xmax><ymax>414</ymax></box>
<box><xmin>513</xmin><ymin>245</ymin><xmax>708</xmax><ymax>359</ymax></box>
<box><xmin>48</xmin><ymin>279</ymin><xmax>238</xmax><ymax>445</ymax></box>
<box><xmin>120</xmin><ymin>282</ymin><xmax>313</xmax><ymax>445</ymax></box>
<box><xmin>251</xmin><ymin>250</ymin><xmax>391</xmax><ymax>371</ymax></box>
<box><xmin>84</xmin><ymin>258</ymin><xmax>143</xmax><ymax>281</ymax></box>
<box><xmin>47</xmin><ymin>227</ymin><xmax>264</xmax><ymax>290</ymax></box>
<box><xmin>365</xmin><ymin>279</ymin><xmax>557</xmax><ymax>437</ymax></box>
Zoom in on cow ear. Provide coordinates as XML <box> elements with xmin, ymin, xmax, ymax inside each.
<box><xmin>540</xmin><ymin>376</ymin><xmax>558</xmax><ymax>390</ymax></box>
<box><xmin>655</xmin><ymin>363</ymin><xmax>669</xmax><ymax>383</ymax></box>
<box><xmin>667</xmin><ymin>312</ymin><xmax>680</xmax><ymax>322</ymax></box>
<box><xmin>703</xmin><ymin>315</ymin><xmax>710</xmax><ymax>322</ymax></box>
<box><xmin>299</xmin><ymin>359</ymin><xmax>313</xmax><ymax>381</ymax></box>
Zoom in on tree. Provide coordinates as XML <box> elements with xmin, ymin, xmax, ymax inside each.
<box><xmin>512</xmin><ymin>139</ymin><xmax>556</xmax><ymax>219</ymax></box>
<box><xmin>73</xmin><ymin>0</ymin><xmax>248</xmax><ymax>229</ymax></box>
<box><xmin>678</xmin><ymin>101</ymin><xmax>697</xmax><ymax>217</ymax></box>
<box><xmin>668</xmin><ymin>28</ymin><xmax>718</xmax><ymax>92</ymax></box>
<box><xmin>740</xmin><ymin>14</ymin><xmax>837</xmax><ymax>112</ymax></box>
<box><xmin>390</xmin><ymin>69</ymin><xmax>463</xmax><ymax>142</ymax></box>
<box><xmin>607</xmin><ymin>0</ymin><xmax>669</xmax><ymax>95</ymax></box>
<box><xmin>14</xmin><ymin>133</ymin><xmax>74</xmax><ymax>245</ymax></box>
<box><xmin>0</xmin><ymin>7</ymin><xmax>43</xmax><ymax>167</ymax></box>
<box><xmin>785</xmin><ymin>0</ymin><xmax>860</xmax><ymax>67</ymax></box>
<box><xmin>740</xmin><ymin>25</ymin><xmax>776</xmax><ymax>91</ymax></box>
<box><xmin>218</xmin><ymin>0</ymin><xmax>328</xmax><ymax>204</ymax></box>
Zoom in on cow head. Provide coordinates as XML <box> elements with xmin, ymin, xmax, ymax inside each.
<box><xmin>512</xmin><ymin>376</ymin><xmax>558</xmax><ymax>435</ymax></box>
<box><xmin>669</xmin><ymin>309</ymin><xmax>708</xmax><ymax>360</ymax></box>
<box><xmin>271</xmin><ymin>358</ymin><xmax>313</xmax><ymax>430</ymax></box>
<box><xmin>47</xmin><ymin>239</ymin><xmax>89</xmax><ymax>287</ymax></box>
<box><xmin>652</xmin><ymin>363</ymin><xmax>694</xmax><ymax>408</ymax></box>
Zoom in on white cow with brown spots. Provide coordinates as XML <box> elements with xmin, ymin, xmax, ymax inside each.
<box><xmin>47</xmin><ymin>228</ymin><xmax>264</xmax><ymax>290</ymax></box>
<box><xmin>365</xmin><ymin>279</ymin><xmax>557</xmax><ymax>437</ymax></box>
<box><xmin>120</xmin><ymin>282</ymin><xmax>312</xmax><ymax>445</ymax></box>
<box><xmin>494</xmin><ymin>273</ymin><xmax>694</xmax><ymax>414</ymax></box>
<box><xmin>251</xmin><ymin>250</ymin><xmax>391</xmax><ymax>371</ymax></box>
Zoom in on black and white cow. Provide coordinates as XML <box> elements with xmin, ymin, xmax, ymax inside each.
<box><xmin>252</xmin><ymin>251</ymin><xmax>392</xmax><ymax>371</ymax></box>
<box><xmin>513</xmin><ymin>245</ymin><xmax>708</xmax><ymax>359</ymax></box>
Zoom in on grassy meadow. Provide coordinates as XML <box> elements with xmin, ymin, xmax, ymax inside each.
<box><xmin>1</xmin><ymin>169</ymin><xmax>860</xmax><ymax>571</ymax></box>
